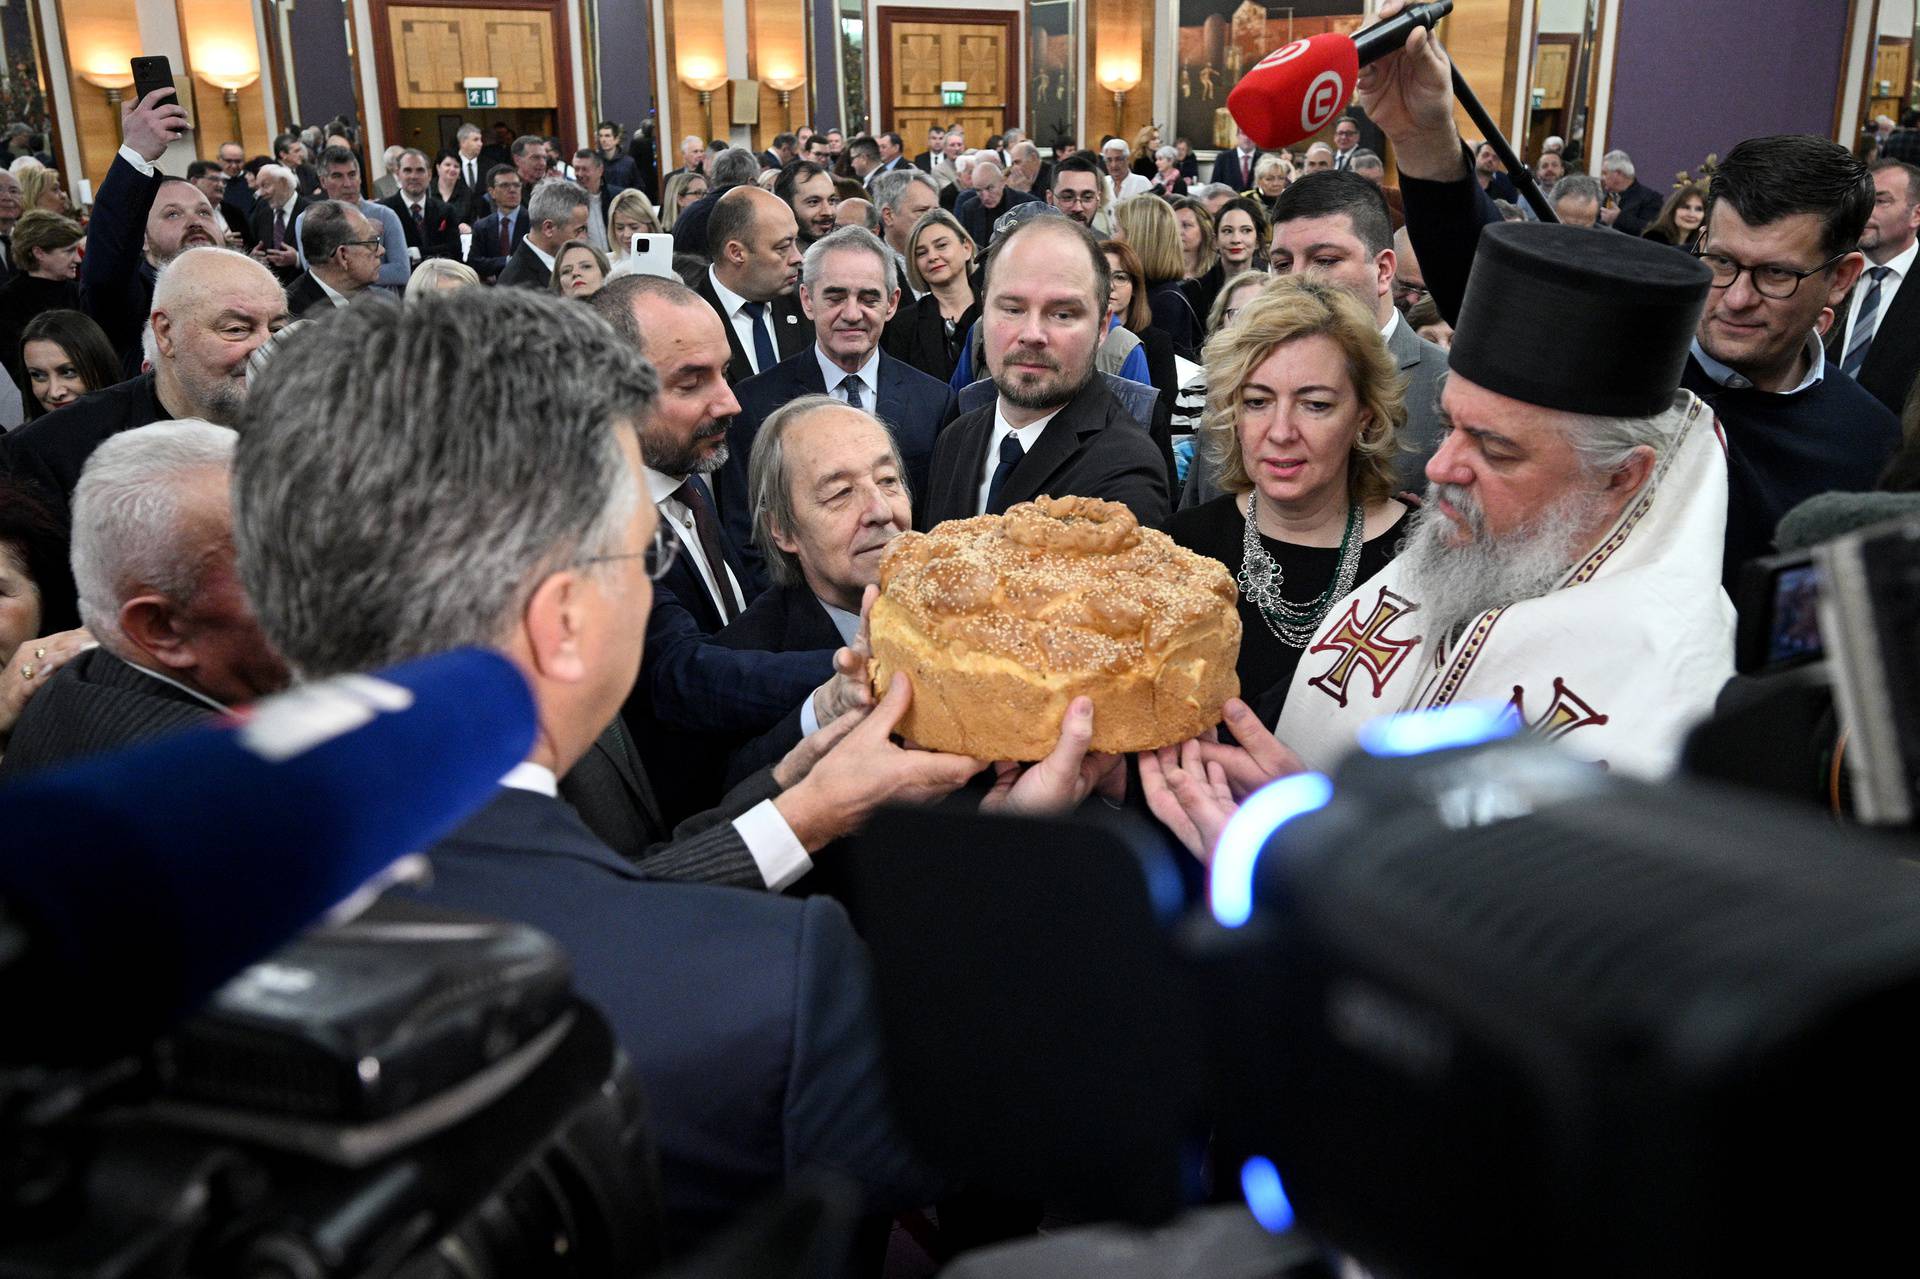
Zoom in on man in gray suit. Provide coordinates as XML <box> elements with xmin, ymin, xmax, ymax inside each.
<box><xmin>1182</xmin><ymin>171</ymin><xmax>1446</xmax><ymax>507</ymax></box>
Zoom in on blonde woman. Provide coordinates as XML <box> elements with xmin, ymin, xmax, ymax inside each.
<box><xmin>1111</xmin><ymin>194</ymin><xmax>1201</xmax><ymax>359</ymax></box>
<box><xmin>550</xmin><ymin>240</ymin><xmax>611</xmax><ymax>298</ymax></box>
<box><xmin>1164</xmin><ymin>277</ymin><xmax>1408</xmax><ymax>712</ymax></box>
<box><xmin>1170</xmin><ymin>194</ymin><xmax>1220</xmax><ymax>318</ymax></box>
<box><xmin>662</xmin><ymin>171</ymin><xmax>709</xmax><ymax>221</ymax></box>
<box><xmin>404</xmin><ymin>257</ymin><xmax>479</xmax><ymax>299</ymax></box>
<box><xmin>883</xmin><ymin>208</ymin><xmax>979</xmax><ymax>382</ymax></box>
<box><xmin>19</xmin><ymin>166</ymin><xmax>66</xmax><ymax>214</ymax></box>
<box><xmin>606</xmin><ymin>188</ymin><xmax>662</xmax><ymax>260</ymax></box>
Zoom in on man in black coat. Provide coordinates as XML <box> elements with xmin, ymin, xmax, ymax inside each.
<box><xmin>229</xmin><ymin>287</ymin><xmax>990</xmax><ymax>1251</ymax></box>
<box><xmin>1212</xmin><ymin>131</ymin><xmax>1265</xmax><ymax>192</ymax></box>
<box><xmin>1824</xmin><ymin>158</ymin><xmax>1920</xmax><ymax>416</ymax></box>
<box><xmin>955</xmin><ymin>159</ymin><xmax>1041</xmax><ymax>248</ymax></box>
<box><xmin>920</xmin><ymin>213</ymin><xmax>1169</xmax><ymax>529</ymax></box>
<box><xmin>695</xmin><ymin>187</ymin><xmax>810</xmax><ymax>384</ymax></box>
<box><xmin>721</xmin><ymin>225</ymin><xmax>958</xmax><ymax>573</ymax></box>
<box><xmin>465</xmin><ymin>165</ymin><xmax>529</xmax><ymax>281</ymax></box>
<box><xmin>380</xmin><ymin>147</ymin><xmax>462</xmax><ymax>263</ymax></box>
<box><xmin>0</xmin><ymin>420</ymin><xmax>288</xmax><ymax>779</ymax></box>
<box><xmin>245</xmin><ymin>165</ymin><xmax>309</xmax><ymax>283</ymax></box>
<box><xmin>1598</xmin><ymin>149</ymin><xmax>1666</xmax><ymax>237</ymax></box>
<box><xmin>497</xmin><ymin>179</ymin><xmax>590</xmax><ymax>290</ymax></box>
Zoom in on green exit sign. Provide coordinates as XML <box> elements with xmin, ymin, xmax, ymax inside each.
<box><xmin>467</xmin><ymin>86</ymin><xmax>497</xmax><ymax>108</ymax></box>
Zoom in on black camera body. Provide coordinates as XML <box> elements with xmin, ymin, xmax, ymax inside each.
<box><xmin>1</xmin><ymin>902</ymin><xmax>661</xmax><ymax>1278</ymax></box>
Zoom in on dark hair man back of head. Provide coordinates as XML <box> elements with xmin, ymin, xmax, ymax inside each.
<box><xmin>1709</xmin><ymin>134</ymin><xmax>1873</xmax><ymax>262</ymax></box>
<box><xmin>299</xmin><ymin>199</ymin><xmax>358</xmax><ymax>262</ymax></box>
<box><xmin>1270</xmin><ymin>170</ymin><xmax>1393</xmax><ymax>256</ymax></box>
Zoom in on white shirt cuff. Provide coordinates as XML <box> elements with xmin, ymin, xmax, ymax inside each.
<box><xmin>117</xmin><ymin>145</ymin><xmax>157</xmax><ymax>177</ymax></box>
<box><xmin>732</xmin><ymin>799</ymin><xmax>813</xmax><ymax>891</ymax></box>
<box><xmin>799</xmin><ymin>690</ymin><xmax>822</xmax><ymax>737</ymax></box>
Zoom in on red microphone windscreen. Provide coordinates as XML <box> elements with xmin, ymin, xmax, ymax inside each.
<box><xmin>1227</xmin><ymin>33</ymin><xmax>1361</xmax><ymax>151</ymax></box>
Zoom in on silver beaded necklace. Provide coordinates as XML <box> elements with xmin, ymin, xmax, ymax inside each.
<box><xmin>1236</xmin><ymin>492</ymin><xmax>1364</xmax><ymax>647</ymax></box>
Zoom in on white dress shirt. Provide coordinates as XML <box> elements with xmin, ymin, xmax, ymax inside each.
<box><xmin>815</xmin><ymin>344</ymin><xmax>881</xmax><ymax>406</ymax></box>
<box><xmin>708</xmin><ymin>266</ymin><xmax>778</xmax><ymax>376</ymax></box>
<box><xmin>461</xmin><ymin>155</ymin><xmax>481</xmax><ymax>191</ymax></box>
<box><xmin>126</xmin><ymin>660</ymin><xmax>231</xmax><ymax>713</ymax></box>
<box><xmin>976</xmin><ymin>400</ymin><xmax>1063</xmax><ymax>515</ymax></box>
<box><xmin>1838</xmin><ymin>236</ymin><xmax>1917</xmax><ymax>360</ymax></box>
<box><xmin>312</xmin><ymin>273</ymin><xmax>353</xmax><ymax>308</ymax></box>
<box><xmin>795</xmin><ymin>598</ymin><xmax>864</xmax><ymax>739</ymax></box>
<box><xmin>644</xmin><ymin>465</ymin><xmax>746</xmax><ymax>618</ymax></box>
<box><xmin>1691</xmin><ymin>331</ymin><xmax>1827</xmax><ymax>395</ymax></box>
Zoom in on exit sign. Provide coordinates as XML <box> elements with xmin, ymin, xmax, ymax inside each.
<box><xmin>467</xmin><ymin>86</ymin><xmax>497</xmax><ymax>108</ymax></box>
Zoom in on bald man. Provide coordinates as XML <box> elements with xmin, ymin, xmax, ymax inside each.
<box><xmin>696</xmin><ymin>186</ymin><xmax>810</xmax><ymax>383</ymax></box>
<box><xmin>8</xmin><ymin>247</ymin><xmax>289</xmax><ymax>510</ymax></box>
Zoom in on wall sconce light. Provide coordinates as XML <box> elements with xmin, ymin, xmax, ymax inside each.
<box><xmin>1098</xmin><ymin>63</ymin><xmax>1140</xmax><ymax>131</ymax></box>
<box><xmin>199</xmin><ymin>60</ymin><xmax>260</xmax><ymax>144</ymax></box>
<box><xmin>79</xmin><ymin>67</ymin><xmax>138</xmax><ymax>139</ymax></box>
<box><xmin>680</xmin><ymin>58</ymin><xmax>731</xmax><ymax>141</ymax></box>
<box><xmin>765</xmin><ymin>70</ymin><xmax>806</xmax><ymax>132</ymax></box>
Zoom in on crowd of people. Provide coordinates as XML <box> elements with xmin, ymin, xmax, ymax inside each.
<box><xmin>3</xmin><ymin>0</ymin><xmax>1919</xmax><ymax>1263</ymax></box>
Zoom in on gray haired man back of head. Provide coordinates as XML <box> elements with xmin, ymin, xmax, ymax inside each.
<box><xmin>709</xmin><ymin>147</ymin><xmax>763</xmax><ymax>189</ymax></box>
<box><xmin>233</xmin><ymin>289</ymin><xmax>657</xmax><ymax>682</ymax></box>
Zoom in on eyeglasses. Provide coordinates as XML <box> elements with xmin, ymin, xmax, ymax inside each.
<box><xmin>579</xmin><ymin>524</ymin><xmax>681</xmax><ymax>581</ymax></box>
<box><xmin>342</xmin><ymin>238</ymin><xmax>386</xmax><ymax>254</ymax></box>
<box><xmin>1694</xmin><ymin>248</ymin><xmax>1850</xmax><ymax>300</ymax></box>
<box><xmin>1393</xmin><ymin>281</ymin><xmax>1430</xmax><ymax>304</ymax></box>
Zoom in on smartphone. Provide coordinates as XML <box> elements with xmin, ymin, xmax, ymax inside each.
<box><xmin>131</xmin><ymin>55</ymin><xmax>176</xmax><ymax>108</ymax></box>
<box><xmin>627</xmin><ymin>232</ymin><xmax>675</xmax><ymax>280</ymax></box>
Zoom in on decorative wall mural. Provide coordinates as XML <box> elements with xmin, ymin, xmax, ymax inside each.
<box><xmin>1174</xmin><ymin>0</ymin><xmax>1363</xmax><ymax>148</ymax></box>
<box><xmin>1029</xmin><ymin>0</ymin><xmax>1074</xmax><ymax>150</ymax></box>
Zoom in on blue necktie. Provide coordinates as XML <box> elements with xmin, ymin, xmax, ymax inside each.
<box><xmin>986</xmin><ymin>433</ymin><xmax>1024</xmax><ymax>511</ymax></box>
<box><xmin>840</xmin><ymin>373</ymin><xmax>864</xmax><ymax>409</ymax></box>
<box><xmin>1843</xmin><ymin>266</ymin><xmax>1893</xmax><ymax>377</ymax></box>
<box><xmin>741</xmin><ymin>300</ymin><xmax>777</xmax><ymax>373</ymax></box>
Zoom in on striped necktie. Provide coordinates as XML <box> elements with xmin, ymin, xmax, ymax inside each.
<box><xmin>1843</xmin><ymin>266</ymin><xmax>1893</xmax><ymax>377</ymax></box>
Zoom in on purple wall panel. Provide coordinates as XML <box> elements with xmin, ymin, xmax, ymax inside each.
<box><xmin>287</xmin><ymin>0</ymin><xmax>359</xmax><ymax>128</ymax></box>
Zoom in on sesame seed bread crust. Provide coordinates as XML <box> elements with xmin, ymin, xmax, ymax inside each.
<box><xmin>870</xmin><ymin>496</ymin><xmax>1242</xmax><ymax>760</ymax></box>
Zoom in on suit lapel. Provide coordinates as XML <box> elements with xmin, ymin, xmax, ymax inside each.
<box><xmin>700</xmin><ymin>275</ymin><xmax>754</xmax><ymax>382</ymax></box>
<box><xmin>774</xmin><ymin>295</ymin><xmax>811</xmax><ymax>359</ymax></box>
<box><xmin>993</xmin><ymin>381</ymin><xmax>1106</xmax><ymax>512</ymax></box>
<box><xmin>940</xmin><ymin>409</ymin><xmax>995</xmax><ymax>521</ymax></box>
<box><xmin>596</xmin><ymin>715</ymin><xmax>666</xmax><ymax>833</ymax></box>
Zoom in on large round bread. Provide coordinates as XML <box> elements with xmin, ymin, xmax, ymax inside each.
<box><xmin>869</xmin><ymin>495</ymin><xmax>1241</xmax><ymax>760</ymax></box>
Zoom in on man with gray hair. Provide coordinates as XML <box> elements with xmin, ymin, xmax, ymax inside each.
<box><xmin>245</xmin><ymin>162</ymin><xmax>307</xmax><ymax>282</ymax></box>
<box><xmin>957</xmin><ymin>156</ymin><xmax>1039</xmax><ymax>248</ymax></box>
<box><xmin>286</xmin><ymin>200</ymin><xmax>384</xmax><ymax>313</ymax></box>
<box><xmin>724</xmin><ymin>225</ymin><xmax>957</xmax><ymax>564</ymax></box>
<box><xmin>871</xmin><ymin>167</ymin><xmax>939</xmax><ymax>290</ymax></box>
<box><xmin>1008</xmin><ymin>139</ymin><xmax>1050</xmax><ymax>197</ymax></box>
<box><xmin>0</xmin><ymin>420</ymin><xmax>288</xmax><ymax>777</ymax></box>
<box><xmin>373</xmin><ymin>143</ymin><xmax>404</xmax><ymax>199</ymax></box>
<box><xmin>380</xmin><ymin>147</ymin><xmax>461</xmax><ymax>262</ymax></box>
<box><xmin>667</xmin><ymin>133</ymin><xmax>707</xmax><ymax>181</ymax></box>
<box><xmin>1599</xmin><ymin>147</ymin><xmax>1663</xmax><ymax>235</ymax></box>
<box><xmin>1550</xmin><ymin>173</ymin><xmax>1606</xmax><ymax>228</ymax></box>
<box><xmin>229</xmin><ymin>285</ymin><xmax>982</xmax><ymax>1249</ymax></box>
<box><xmin>8</xmin><ymin>247</ymin><xmax>289</xmax><ymax>511</ymax></box>
<box><xmin>498</xmin><ymin>177</ymin><xmax>589</xmax><ymax>288</ymax></box>
<box><xmin>834</xmin><ymin>196</ymin><xmax>880</xmax><ymax>234</ymax></box>
<box><xmin>454</xmin><ymin>122</ymin><xmax>487</xmax><ymax>202</ymax></box>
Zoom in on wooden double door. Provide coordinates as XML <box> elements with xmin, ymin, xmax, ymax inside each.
<box><xmin>877</xmin><ymin>7</ymin><xmax>1018</xmax><ymax>145</ymax></box>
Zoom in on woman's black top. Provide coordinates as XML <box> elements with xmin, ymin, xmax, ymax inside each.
<box><xmin>883</xmin><ymin>288</ymin><xmax>981</xmax><ymax>384</ymax></box>
<box><xmin>0</xmin><ymin>272</ymin><xmax>78</xmax><ymax>389</ymax></box>
<box><xmin>1187</xmin><ymin>260</ymin><xmax>1225</xmax><ymax>331</ymax></box>
<box><xmin>1165</xmin><ymin>493</ymin><xmax>1407</xmax><ymax>712</ymax></box>
<box><xmin>1145</xmin><ymin>278</ymin><xmax>1202</xmax><ymax>362</ymax></box>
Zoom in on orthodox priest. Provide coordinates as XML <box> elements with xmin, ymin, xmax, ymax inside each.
<box><xmin>1273</xmin><ymin>221</ymin><xmax>1734</xmax><ymax>779</ymax></box>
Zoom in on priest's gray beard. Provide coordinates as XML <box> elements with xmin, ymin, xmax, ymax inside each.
<box><xmin>1397</xmin><ymin>482</ymin><xmax>1603</xmax><ymax>646</ymax></box>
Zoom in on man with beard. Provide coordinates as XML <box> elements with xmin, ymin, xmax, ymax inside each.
<box><xmin>1273</xmin><ymin>223</ymin><xmax>1733</xmax><ymax>780</ymax></box>
<box><xmin>79</xmin><ymin>88</ymin><xmax>228</xmax><ymax>375</ymax></box>
<box><xmin>774</xmin><ymin>159</ymin><xmax>839</xmax><ymax>249</ymax></box>
<box><xmin>919</xmin><ymin>212</ymin><xmax>1169</xmax><ymax>527</ymax></box>
<box><xmin>1046</xmin><ymin>152</ymin><xmax>1107</xmax><ymax>231</ymax></box>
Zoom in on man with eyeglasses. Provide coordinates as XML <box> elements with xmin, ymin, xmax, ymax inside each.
<box><xmin>465</xmin><ymin>164</ymin><xmax>527</xmax><ymax>281</ymax></box>
<box><xmin>285</xmin><ymin>200</ymin><xmax>383</xmax><ymax>314</ymax></box>
<box><xmin>1047</xmin><ymin>152</ymin><xmax>1107</xmax><ymax>231</ymax></box>
<box><xmin>1349</xmin><ymin>0</ymin><xmax>1900</xmax><ymax>589</ymax></box>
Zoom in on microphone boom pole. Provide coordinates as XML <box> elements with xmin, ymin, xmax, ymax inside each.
<box><xmin>1449</xmin><ymin>65</ymin><xmax>1557</xmax><ymax>222</ymax></box>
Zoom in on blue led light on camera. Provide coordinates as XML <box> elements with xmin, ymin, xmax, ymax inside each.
<box><xmin>1240</xmin><ymin>1155</ymin><xmax>1296</xmax><ymax>1233</ymax></box>
<box><xmin>1355</xmin><ymin>703</ymin><xmax>1516</xmax><ymax>759</ymax></box>
<box><xmin>1208</xmin><ymin>772</ymin><xmax>1333</xmax><ymax>928</ymax></box>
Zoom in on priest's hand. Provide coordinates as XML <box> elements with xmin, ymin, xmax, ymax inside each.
<box><xmin>1190</xmin><ymin>698</ymin><xmax>1305</xmax><ymax>801</ymax></box>
<box><xmin>810</xmin><ymin>583</ymin><xmax>879</xmax><ymax>725</ymax></box>
<box><xmin>123</xmin><ymin>88</ymin><xmax>190</xmax><ymax>164</ymax></box>
<box><xmin>1139</xmin><ymin>739</ymin><xmax>1237</xmax><ymax>864</ymax></box>
<box><xmin>774</xmin><ymin>673</ymin><xmax>985</xmax><ymax>851</ymax></box>
<box><xmin>1355</xmin><ymin>0</ymin><xmax>1465</xmax><ymax>182</ymax></box>
<box><xmin>980</xmin><ymin>696</ymin><xmax>1125</xmax><ymax>815</ymax></box>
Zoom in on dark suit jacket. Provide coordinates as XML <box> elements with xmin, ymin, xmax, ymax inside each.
<box><xmin>1823</xmin><ymin>267</ymin><xmax>1920</xmax><ymax>416</ymax></box>
<box><xmin>4</xmin><ymin>371</ymin><xmax>170</xmax><ymax>513</ymax></box>
<box><xmin>711</xmin><ymin>581</ymin><xmax>845</xmax><ymax>785</ymax></box>
<box><xmin>496</xmin><ymin>240</ymin><xmax>553</xmax><ymax>290</ymax></box>
<box><xmin>246</xmin><ymin>196</ymin><xmax>311</xmax><ymax>282</ymax></box>
<box><xmin>882</xmin><ymin>289</ymin><xmax>982</xmax><ymax>385</ymax></box>
<box><xmin>721</xmin><ymin>347</ymin><xmax>958</xmax><ymax>573</ymax></box>
<box><xmin>381</xmin><ymin>192</ymin><xmax>463</xmax><ymax>261</ymax></box>
<box><xmin>466</xmin><ymin>207</ymin><xmax>529</xmax><ymax>279</ymax></box>
<box><xmin>77</xmin><ymin>154</ymin><xmax>165</xmax><ymax>378</ymax></box>
<box><xmin>694</xmin><ymin>270</ymin><xmax>811</xmax><ymax>385</ymax></box>
<box><xmin>403</xmin><ymin>787</ymin><xmax>939</xmax><ymax>1252</ymax></box>
<box><xmin>283</xmin><ymin>271</ymin><xmax>341</xmax><ymax>317</ymax></box>
<box><xmin>1212</xmin><ymin>148</ymin><xmax>1263</xmax><ymax>192</ymax></box>
<box><xmin>956</xmin><ymin>187</ymin><xmax>1041</xmax><ymax>249</ymax></box>
<box><xmin>1610</xmin><ymin>179</ymin><xmax>1665</xmax><ymax>237</ymax></box>
<box><xmin>920</xmin><ymin>375</ymin><xmax>1171</xmax><ymax>529</ymax></box>
<box><xmin>0</xmin><ymin>647</ymin><xmax>213</xmax><ymax>778</ymax></box>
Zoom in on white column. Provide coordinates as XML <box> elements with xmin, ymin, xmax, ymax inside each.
<box><xmin>1585</xmin><ymin>0</ymin><xmax>1622</xmax><ymax>164</ymax></box>
<box><xmin>566</xmin><ymin>0</ymin><xmax>590</xmax><ymax>145</ymax></box>
<box><xmin>253</xmin><ymin>3</ymin><xmax>281</xmax><ymax>138</ymax></box>
<box><xmin>133</xmin><ymin>0</ymin><xmax>199</xmax><ymax>171</ymax></box>
<box><xmin>351</xmin><ymin>0</ymin><xmax>387</xmax><ymax>157</ymax></box>
<box><xmin>723</xmin><ymin>0</ymin><xmax>750</xmax><ymax>147</ymax></box>
<box><xmin>36</xmin><ymin>0</ymin><xmax>85</xmax><ymax>185</ymax></box>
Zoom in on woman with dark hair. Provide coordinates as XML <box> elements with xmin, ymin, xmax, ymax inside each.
<box><xmin>1214</xmin><ymin>196</ymin><xmax>1269</xmax><ymax>276</ymax></box>
<box><xmin>433</xmin><ymin>149</ymin><xmax>466</xmax><ymax>210</ymax></box>
<box><xmin>1642</xmin><ymin>181</ymin><xmax>1709</xmax><ymax>251</ymax></box>
<box><xmin>0</xmin><ymin>473</ymin><xmax>90</xmax><ymax>753</ymax></box>
<box><xmin>1165</xmin><ymin>277</ymin><xmax>1410</xmax><ymax>712</ymax></box>
<box><xmin>15</xmin><ymin>310</ymin><xmax>119</xmax><ymax>422</ymax></box>
<box><xmin>0</xmin><ymin>210</ymin><xmax>84</xmax><ymax>391</ymax></box>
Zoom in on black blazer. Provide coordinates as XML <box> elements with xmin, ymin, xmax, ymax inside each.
<box><xmin>919</xmin><ymin>374</ymin><xmax>1172</xmax><ymax>530</ymax></box>
<box><xmin>1824</xmin><ymin>269</ymin><xmax>1920</xmax><ymax>416</ymax></box>
<box><xmin>711</xmin><ymin>582</ymin><xmax>847</xmax><ymax>786</ymax></box>
<box><xmin>400</xmin><ymin>787</ymin><xmax>941</xmax><ymax>1252</ymax></box>
<box><xmin>883</xmin><ymin>288</ymin><xmax>982</xmax><ymax>385</ymax></box>
<box><xmin>721</xmin><ymin>347</ymin><xmax>958</xmax><ymax>575</ymax></box>
<box><xmin>1610</xmin><ymin>179</ymin><xmax>1666</xmax><ymax>237</ymax></box>
<box><xmin>283</xmin><ymin>271</ymin><xmax>340</xmax><ymax>317</ymax></box>
<box><xmin>956</xmin><ymin>187</ymin><xmax>1040</xmax><ymax>249</ymax></box>
<box><xmin>466</xmin><ymin>207</ymin><xmax>529</xmax><ymax>280</ymax></box>
<box><xmin>245</xmin><ymin>195</ymin><xmax>311</xmax><ymax>281</ymax></box>
<box><xmin>76</xmin><ymin>153</ymin><xmax>165</xmax><ymax>377</ymax></box>
<box><xmin>381</xmin><ymin>192</ymin><xmax>462</xmax><ymax>261</ymax></box>
<box><xmin>0</xmin><ymin>647</ymin><xmax>214</xmax><ymax>779</ymax></box>
<box><xmin>1212</xmin><ymin>148</ymin><xmax>1263</xmax><ymax>192</ymax></box>
<box><xmin>496</xmin><ymin>240</ymin><xmax>552</xmax><ymax>290</ymax></box>
<box><xmin>4</xmin><ymin>370</ymin><xmax>170</xmax><ymax>513</ymax></box>
<box><xmin>693</xmin><ymin>270</ymin><xmax>810</xmax><ymax>385</ymax></box>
